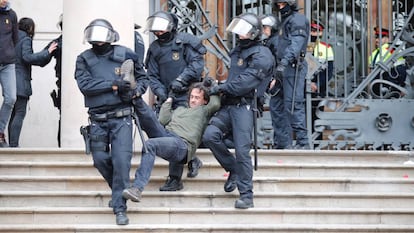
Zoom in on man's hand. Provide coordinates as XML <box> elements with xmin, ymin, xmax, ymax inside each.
<box><xmin>275</xmin><ymin>64</ymin><xmax>286</xmax><ymax>79</ymax></box>
<box><xmin>112</xmin><ymin>80</ymin><xmax>131</xmax><ymax>93</ymax></box>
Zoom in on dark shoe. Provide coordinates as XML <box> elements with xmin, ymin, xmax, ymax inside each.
<box><xmin>187</xmin><ymin>157</ymin><xmax>203</xmax><ymax>178</ymax></box>
<box><xmin>0</xmin><ymin>133</ymin><xmax>8</xmax><ymax>148</ymax></box>
<box><xmin>122</xmin><ymin>187</ymin><xmax>142</xmax><ymax>202</ymax></box>
<box><xmin>159</xmin><ymin>176</ymin><xmax>183</xmax><ymax>191</ymax></box>
<box><xmin>116</xmin><ymin>212</ymin><xmax>129</xmax><ymax>225</ymax></box>
<box><xmin>235</xmin><ymin>198</ymin><xmax>254</xmax><ymax>209</ymax></box>
<box><xmin>224</xmin><ymin>172</ymin><xmax>237</xmax><ymax>192</ymax></box>
<box><xmin>108</xmin><ymin>199</ymin><xmax>112</xmax><ymax>208</ymax></box>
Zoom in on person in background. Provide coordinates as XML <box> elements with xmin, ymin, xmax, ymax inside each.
<box><xmin>8</xmin><ymin>17</ymin><xmax>57</xmax><ymax>147</ymax></box>
<box><xmin>274</xmin><ymin>0</ymin><xmax>310</xmax><ymax>149</ymax></box>
<box><xmin>309</xmin><ymin>21</ymin><xmax>334</xmax><ymax>97</ymax></box>
<box><xmin>144</xmin><ymin>11</ymin><xmax>207</xmax><ymax>190</ymax></box>
<box><xmin>260</xmin><ymin>14</ymin><xmax>292</xmax><ymax>150</ymax></box>
<box><xmin>122</xmin><ymin>82</ymin><xmax>220</xmax><ymax>204</ymax></box>
<box><xmin>0</xmin><ymin>0</ymin><xmax>18</xmax><ymax>147</ymax></box>
<box><xmin>134</xmin><ymin>23</ymin><xmax>145</xmax><ymax>64</ymax></box>
<box><xmin>368</xmin><ymin>27</ymin><xmax>407</xmax><ymax>98</ymax></box>
<box><xmin>202</xmin><ymin>12</ymin><xmax>274</xmax><ymax>209</ymax></box>
<box><xmin>74</xmin><ymin>18</ymin><xmax>148</xmax><ymax>225</ymax></box>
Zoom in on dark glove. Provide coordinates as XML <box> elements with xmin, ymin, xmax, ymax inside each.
<box><xmin>168</xmin><ymin>90</ymin><xmax>176</xmax><ymax>100</ymax></box>
<box><xmin>208</xmin><ymin>85</ymin><xmax>222</xmax><ymax>96</ymax></box>
<box><xmin>112</xmin><ymin>79</ymin><xmax>131</xmax><ymax>93</ymax></box>
<box><xmin>275</xmin><ymin>64</ymin><xmax>286</xmax><ymax>79</ymax></box>
<box><xmin>170</xmin><ymin>78</ymin><xmax>188</xmax><ymax>93</ymax></box>
<box><xmin>157</xmin><ymin>94</ymin><xmax>167</xmax><ymax>104</ymax></box>
<box><xmin>120</xmin><ymin>90</ymin><xmax>135</xmax><ymax>103</ymax></box>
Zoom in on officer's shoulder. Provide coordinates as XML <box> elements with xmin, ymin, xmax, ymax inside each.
<box><xmin>319</xmin><ymin>41</ymin><xmax>331</xmax><ymax>48</ymax></box>
<box><xmin>176</xmin><ymin>32</ymin><xmax>206</xmax><ymax>54</ymax></box>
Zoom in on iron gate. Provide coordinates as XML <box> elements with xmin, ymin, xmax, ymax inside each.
<box><xmin>150</xmin><ymin>0</ymin><xmax>414</xmax><ymax>150</ymax></box>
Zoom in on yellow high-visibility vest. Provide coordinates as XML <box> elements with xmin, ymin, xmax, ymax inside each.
<box><xmin>369</xmin><ymin>43</ymin><xmax>405</xmax><ymax>67</ymax></box>
<box><xmin>313</xmin><ymin>40</ymin><xmax>334</xmax><ymax>63</ymax></box>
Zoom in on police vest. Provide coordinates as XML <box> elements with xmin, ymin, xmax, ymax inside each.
<box><xmin>228</xmin><ymin>44</ymin><xmax>272</xmax><ymax>100</ymax></box>
<box><xmin>369</xmin><ymin>43</ymin><xmax>405</xmax><ymax>67</ymax></box>
<box><xmin>312</xmin><ymin>40</ymin><xmax>334</xmax><ymax>63</ymax></box>
<box><xmin>145</xmin><ymin>32</ymin><xmax>206</xmax><ymax>89</ymax></box>
<box><xmin>80</xmin><ymin>45</ymin><xmax>132</xmax><ymax>109</ymax></box>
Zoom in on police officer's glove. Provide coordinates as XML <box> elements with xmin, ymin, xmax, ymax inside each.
<box><xmin>208</xmin><ymin>85</ymin><xmax>222</xmax><ymax>96</ymax></box>
<box><xmin>170</xmin><ymin>78</ymin><xmax>188</xmax><ymax>93</ymax></box>
<box><xmin>168</xmin><ymin>90</ymin><xmax>176</xmax><ymax>101</ymax></box>
<box><xmin>120</xmin><ymin>90</ymin><xmax>135</xmax><ymax>103</ymax></box>
<box><xmin>157</xmin><ymin>94</ymin><xmax>167</xmax><ymax>105</ymax></box>
<box><xmin>275</xmin><ymin>64</ymin><xmax>286</xmax><ymax>80</ymax></box>
<box><xmin>112</xmin><ymin>79</ymin><xmax>131</xmax><ymax>93</ymax></box>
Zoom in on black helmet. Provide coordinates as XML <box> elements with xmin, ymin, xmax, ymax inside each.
<box><xmin>274</xmin><ymin>0</ymin><xmax>297</xmax><ymax>6</ymax></box>
<box><xmin>226</xmin><ymin>13</ymin><xmax>262</xmax><ymax>40</ymax></box>
<box><xmin>260</xmin><ymin>14</ymin><xmax>280</xmax><ymax>32</ymax></box>
<box><xmin>84</xmin><ymin>18</ymin><xmax>119</xmax><ymax>44</ymax></box>
<box><xmin>145</xmin><ymin>11</ymin><xmax>178</xmax><ymax>33</ymax></box>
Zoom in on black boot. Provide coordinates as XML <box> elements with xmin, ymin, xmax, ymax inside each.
<box><xmin>159</xmin><ymin>176</ymin><xmax>183</xmax><ymax>191</ymax></box>
<box><xmin>224</xmin><ymin>172</ymin><xmax>238</xmax><ymax>192</ymax></box>
<box><xmin>0</xmin><ymin>133</ymin><xmax>8</xmax><ymax>147</ymax></box>
<box><xmin>116</xmin><ymin>212</ymin><xmax>129</xmax><ymax>225</ymax></box>
<box><xmin>187</xmin><ymin>157</ymin><xmax>203</xmax><ymax>178</ymax></box>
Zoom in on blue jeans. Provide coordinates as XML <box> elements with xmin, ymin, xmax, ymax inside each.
<box><xmin>8</xmin><ymin>96</ymin><xmax>28</xmax><ymax>147</ymax></box>
<box><xmin>0</xmin><ymin>64</ymin><xmax>17</xmax><ymax>133</ymax></box>
<box><xmin>133</xmin><ymin>132</ymin><xmax>188</xmax><ymax>191</ymax></box>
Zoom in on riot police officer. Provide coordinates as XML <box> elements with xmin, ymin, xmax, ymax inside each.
<box><xmin>74</xmin><ymin>18</ymin><xmax>147</xmax><ymax>225</ymax></box>
<box><xmin>260</xmin><ymin>14</ymin><xmax>292</xmax><ymax>149</ymax></box>
<box><xmin>144</xmin><ymin>11</ymin><xmax>207</xmax><ymax>191</ymax></box>
<box><xmin>274</xmin><ymin>0</ymin><xmax>311</xmax><ymax>149</ymax></box>
<box><xmin>202</xmin><ymin>13</ymin><xmax>274</xmax><ymax>209</ymax></box>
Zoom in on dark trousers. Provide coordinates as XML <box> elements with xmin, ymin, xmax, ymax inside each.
<box><xmin>8</xmin><ymin>96</ymin><xmax>28</xmax><ymax>147</ymax></box>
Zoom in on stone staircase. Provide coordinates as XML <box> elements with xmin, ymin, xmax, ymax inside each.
<box><xmin>1</xmin><ymin>148</ymin><xmax>414</xmax><ymax>232</ymax></box>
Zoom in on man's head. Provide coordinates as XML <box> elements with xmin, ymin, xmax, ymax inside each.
<box><xmin>83</xmin><ymin>18</ymin><xmax>119</xmax><ymax>45</ymax></box>
<box><xmin>227</xmin><ymin>13</ymin><xmax>262</xmax><ymax>41</ymax></box>
<box><xmin>374</xmin><ymin>27</ymin><xmax>390</xmax><ymax>48</ymax></box>
<box><xmin>274</xmin><ymin>0</ymin><xmax>297</xmax><ymax>17</ymax></box>
<box><xmin>0</xmin><ymin>0</ymin><xmax>9</xmax><ymax>9</ymax></box>
<box><xmin>310</xmin><ymin>21</ymin><xmax>324</xmax><ymax>42</ymax></box>
<box><xmin>188</xmin><ymin>83</ymin><xmax>209</xmax><ymax>108</ymax></box>
<box><xmin>18</xmin><ymin>17</ymin><xmax>35</xmax><ymax>38</ymax></box>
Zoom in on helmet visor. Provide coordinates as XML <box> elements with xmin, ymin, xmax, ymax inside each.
<box><xmin>84</xmin><ymin>25</ymin><xmax>115</xmax><ymax>43</ymax></box>
<box><xmin>261</xmin><ymin>16</ymin><xmax>275</xmax><ymax>27</ymax></box>
<box><xmin>145</xmin><ymin>16</ymin><xmax>172</xmax><ymax>33</ymax></box>
<box><xmin>226</xmin><ymin>18</ymin><xmax>253</xmax><ymax>37</ymax></box>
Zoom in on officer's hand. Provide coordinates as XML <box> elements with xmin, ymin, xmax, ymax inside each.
<box><xmin>208</xmin><ymin>85</ymin><xmax>222</xmax><ymax>96</ymax></box>
<box><xmin>170</xmin><ymin>78</ymin><xmax>187</xmax><ymax>93</ymax></box>
<box><xmin>120</xmin><ymin>90</ymin><xmax>134</xmax><ymax>103</ymax></box>
<box><xmin>275</xmin><ymin>64</ymin><xmax>286</xmax><ymax>79</ymax></box>
<box><xmin>168</xmin><ymin>90</ymin><xmax>176</xmax><ymax>101</ymax></box>
<box><xmin>157</xmin><ymin>94</ymin><xmax>167</xmax><ymax>104</ymax></box>
<box><xmin>112</xmin><ymin>79</ymin><xmax>131</xmax><ymax>93</ymax></box>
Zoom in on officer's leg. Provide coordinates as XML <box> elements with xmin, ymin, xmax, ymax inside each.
<box><xmin>133</xmin><ymin>136</ymin><xmax>187</xmax><ymax>190</ymax></box>
<box><xmin>290</xmin><ymin>68</ymin><xmax>309</xmax><ymax>147</ymax></box>
<box><xmin>269</xmin><ymin>95</ymin><xmax>292</xmax><ymax>149</ymax></box>
<box><xmin>202</xmin><ymin>108</ymin><xmax>236</xmax><ymax>172</ymax></box>
<box><xmin>108</xmin><ymin>116</ymin><xmax>133</xmax><ymax>214</ymax></box>
<box><xmin>90</xmin><ymin>121</ymin><xmax>112</xmax><ymax>188</ymax></box>
<box><xmin>230</xmin><ymin>105</ymin><xmax>254</xmax><ymax>200</ymax></box>
<box><xmin>132</xmin><ymin>97</ymin><xmax>167</xmax><ymax>138</ymax></box>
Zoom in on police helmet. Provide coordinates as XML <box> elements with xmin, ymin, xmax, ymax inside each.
<box><xmin>274</xmin><ymin>0</ymin><xmax>297</xmax><ymax>7</ymax></box>
<box><xmin>84</xmin><ymin>18</ymin><xmax>119</xmax><ymax>44</ymax></box>
<box><xmin>145</xmin><ymin>11</ymin><xmax>178</xmax><ymax>33</ymax></box>
<box><xmin>227</xmin><ymin>13</ymin><xmax>262</xmax><ymax>40</ymax></box>
<box><xmin>260</xmin><ymin>14</ymin><xmax>280</xmax><ymax>31</ymax></box>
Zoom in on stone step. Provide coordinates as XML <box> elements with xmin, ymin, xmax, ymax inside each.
<box><xmin>1</xmin><ymin>191</ymin><xmax>414</xmax><ymax>209</ymax></box>
<box><xmin>1</xmin><ymin>149</ymin><xmax>413</xmax><ymax>165</ymax></box>
<box><xmin>1</xmin><ymin>161</ymin><xmax>414</xmax><ymax>178</ymax></box>
<box><xmin>0</xmin><ymin>207</ymin><xmax>413</xmax><ymax>225</ymax></box>
<box><xmin>1</xmin><ymin>175</ymin><xmax>413</xmax><ymax>192</ymax></box>
<box><xmin>1</xmin><ymin>224</ymin><xmax>414</xmax><ymax>233</ymax></box>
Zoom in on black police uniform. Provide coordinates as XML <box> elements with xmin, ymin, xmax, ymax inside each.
<box><xmin>75</xmin><ymin>44</ymin><xmax>147</xmax><ymax>216</ymax></box>
<box><xmin>203</xmin><ymin>41</ymin><xmax>274</xmax><ymax>203</ymax></box>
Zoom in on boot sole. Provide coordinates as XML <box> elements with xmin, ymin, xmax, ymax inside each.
<box><xmin>122</xmin><ymin>189</ymin><xmax>141</xmax><ymax>202</ymax></box>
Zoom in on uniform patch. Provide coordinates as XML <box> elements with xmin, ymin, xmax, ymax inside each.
<box><xmin>172</xmin><ymin>52</ymin><xmax>180</xmax><ymax>61</ymax></box>
<box><xmin>115</xmin><ymin>67</ymin><xmax>121</xmax><ymax>75</ymax></box>
<box><xmin>5</xmin><ymin>19</ymin><xmax>9</xmax><ymax>24</ymax></box>
<box><xmin>237</xmin><ymin>58</ymin><xmax>244</xmax><ymax>66</ymax></box>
